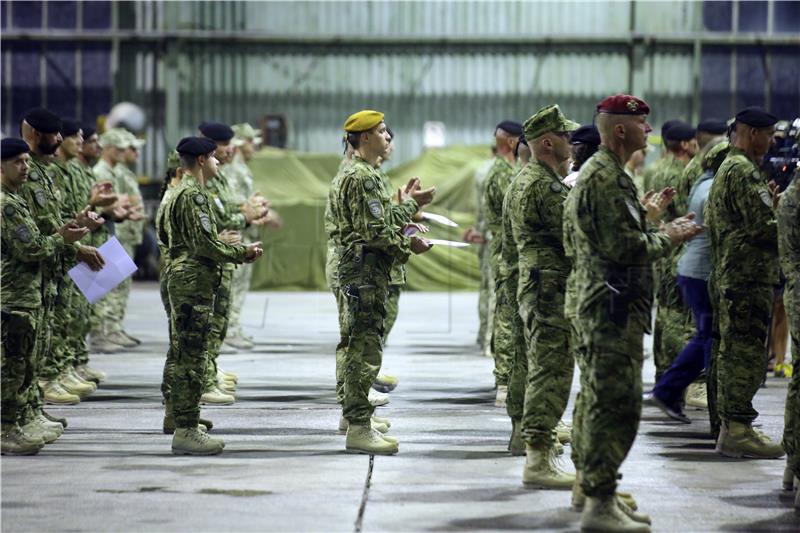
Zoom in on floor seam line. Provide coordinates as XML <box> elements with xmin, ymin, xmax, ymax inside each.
<box><xmin>353</xmin><ymin>455</ymin><xmax>375</xmax><ymax>533</ymax></box>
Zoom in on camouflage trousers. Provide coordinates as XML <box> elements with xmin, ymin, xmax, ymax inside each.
<box><xmin>383</xmin><ymin>285</ymin><xmax>402</xmax><ymax>344</ymax></box>
<box><xmin>518</xmin><ymin>269</ymin><xmax>574</xmax><ymax>446</ymax></box>
<box><xmin>477</xmin><ymin>243</ymin><xmax>495</xmax><ymax>352</ymax></box>
<box><xmin>341</xmin><ymin>279</ymin><xmax>388</xmax><ymax>426</ymax></box>
<box><xmin>569</xmin><ymin>320</ymin><xmax>588</xmax><ymax>471</ymax></box>
<box><xmin>159</xmin><ymin>270</ymin><xmax>177</xmax><ymax>401</ymax></box>
<box><xmin>226</xmin><ymin>261</ymin><xmax>253</xmax><ymax>339</ymax></box>
<box><xmin>44</xmin><ymin>279</ymin><xmax>74</xmax><ymax>381</ymax></box>
<box><xmin>503</xmin><ymin>273</ymin><xmax>526</xmax><ymax>423</ymax></box>
<box><xmin>782</xmin><ymin>276</ymin><xmax>799</xmax><ymax>476</ymax></box>
<box><xmin>168</xmin><ymin>264</ymin><xmax>220</xmax><ymax>428</ymax></box>
<box><xmin>1</xmin><ymin>307</ymin><xmax>40</xmax><ymax>426</ymax></box>
<box><xmin>20</xmin><ymin>290</ymin><xmax>56</xmax><ymax>424</ymax></box>
<box><xmin>706</xmin><ymin>274</ymin><xmax>721</xmax><ymax>437</ymax></box>
<box><xmin>578</xmin><ymin>301</ymin><xmax>646</xmax><ymax>497</ymax></box>
<box><xmin>204</xmin><ymin>268</ymin><xmax>233</xmax><ymax>390</ymax></box>
<box><xmin>333</xmin><ymin>288</ymin><xmax>348</xmax><ymax>405</ymax></box>
<box><xmin>715</xmin><ymin>282</ymin><xmax>772</xmax><ymax>425</ymax></box>
<box><xmin>653</xmin><ymin>273</ymin><xmax>694</xmax><ymax>380</ymax></box>
<box><xmin>492</xmin><ymin>275</ymin><xmax>514</xmax><ymax>387</ymax></box>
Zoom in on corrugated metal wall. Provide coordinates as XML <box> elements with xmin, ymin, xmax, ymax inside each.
<box><xmin>3</xmin><ymin>1</ymin><xmax>799</xmax><ymax>178</ymax></box>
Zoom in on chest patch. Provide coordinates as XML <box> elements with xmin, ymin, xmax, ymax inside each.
<box><xmin>367</xmin><ymin>199</ymin><xmax>383</xmax><ymax>219</ymax></box>
<box><xmin>15</xmin><ymin>224</ymin><xmax>32</xmax><ymax>243</ymax></box>
<box><xmin>199</xmin><ymin>212</ymin><xmax>212</xmax><ymax>233</ymax></box>
<box><xmin>34</xmin><ymin>189</ymin><xmax>47</xmax><ymax>207</ymax></box>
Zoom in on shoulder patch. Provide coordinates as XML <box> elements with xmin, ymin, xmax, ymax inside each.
<box><xmin>28</xmin><ymin>170</ymin><xmax>40</xmax><ymax>181</ymax></box>
<box><xmin>199</xmin><ymin>212</ymin><xmax>212</xmax><ymax>232</ymax></box>
<box><xmin>3</xmin><ymin>205</ymin><xmax>15</xmax><ymax>217</ymax></box>
<box><xmin>367</xmin><ymin>199</ymin><xmax>383</xmax><ymax>219</ymax></box>
<box><xmin>363</xmin><ymin>179</ymin><xmax>375</xmax><ymax>191</ymax></box>
<box><xmin>549</xmin><ymin>181</ymin><xmax>563</xmax><ymax>194</ymax></box>
<box><xmin>15</xmin><ymin>224</ymin><xmax>31</xmax><ymax>243</ymax></box>
<box><xmin>34</xmin><ymin>189</ymin><xmax>47</xmax><ymax>207</ymax></box>
<box><xmin>759</xmin><ymin>189</ymin><xmax>773</xmax><ymax>208</ymax></box>
<box><xmin>194</xmin><ymin>193</ymin><xmax>206</xmax><ymax>206</ymax></box>
<box><xmin>617</xmin><ymin>175</ymin><xmax>631</xmax><ymax>190</ymax></box>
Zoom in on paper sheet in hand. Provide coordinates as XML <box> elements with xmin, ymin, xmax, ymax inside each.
<box><xmin>68</xmin><ymin>236</ymin><xmax>138</xmax><ymax>304</ymax></box>
<box><xmin>422</xmin><ymin>212</ymin><xmax>459</xmax><ymax>228</ymax></box>
<box><xmin>426</xmin><ymin>239</ymin><xmax>470</xmax><ymax>248</ymax></box>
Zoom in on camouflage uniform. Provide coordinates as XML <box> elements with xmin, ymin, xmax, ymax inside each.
<box><xmin>89</xmin><ymin>159</ymin><xmax>120</xmax><ymax>337</ymax></box>
<box><xmin>333</xmin><ymin>156</ymin><xmax>414</xmax><ymax>425</ymax></box>
<box><xmin>650</xmin><ymin>155</ymin><xmax>693</xmax><ymax>379</ymax></box>
<box><xmin>706</xmin><ymin>146</ymin><xmax>778</xmax><ymax>426</ymax></box>
<box><xmin>500</xmin><ymin>167</ymin><xmax>532</xmax><ymax>426</ymax></box>
<box><xmin>1</xmin><ymin>186</ymin><xmax>67</xmax><ymax>427</ymax></box>
<box><xmin>511</xmin><ymin>160</ymin><xmax>574</xmax><ymax>445</ymax></box>
<box><xmin>473</xmin><ymin>158</ymin><xmax>494</xmax><ymax>351</ymax></box>
<box><xmin>17</xmin><ymin>155</ymin><xmax>76</xmax><ymax>421</ymax></box>
<box><xmin>483</xmin><ymin>156</ymin><xmax>516</xmax><ymax>386</ymax></box>
<box><xmin>204</xmin><ymin>170</ymin><xmax>247</xmax><ymax>389</ymax></box>
<box><xmin>568</xmin><ymin>146</ymin><xmax>673</xmax><ymax>496</ymax></box>
<box><xmin>222</xmin><ymin>152</ymin><xmax>257</xmax><ymax>340</ymax></box>
<box><xmin>163</xmin><ymin>173</ymin><xmax>247</xmax><ymax>428</ymax></box>
<box><xmin>156</xmin><ymin>184</ymin><xmax>179</xmax><ymax>401</ymax></box>
<box><xmin>778</xmin><ymin>176</ymin><xmax>800</xmax><ymax>477</ymax></box>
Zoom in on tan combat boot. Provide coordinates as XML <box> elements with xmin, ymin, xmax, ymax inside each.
<box><xmin>171</xmin><ymin>427</ymin><xmax>224</xmax><ymax>455</ymax></box>
<box><xmin>572</xmin><ymin>472</ymin><xmax>639</xmax><ymax>512</ymax></box>
<box><xmin>106</xmin><ymin>330</ymin><xmax>138</xmax><ymax>348</ymax></box>
<box><xmin>556</xmin><ymin>420</ymin><xmax>572</xmax><ymax>444</ymax></box>
<box><xmin>495</xmin><ymin>385</ymin><xmax>508</xmax><ymax>408</ymax></box>
<box><xmin>715</xmin><ymin>421</ymin><xmax>785</xmax><ymax>459</ymax></box>
<box><xmin>580</xmin><ymin>495</ymin><xmax>651</xmax><ymax>532</ymax></box>
<box><xmin>373</xmin><ymin>373</ymin><xmax>399</xmax><ymax>393</ymax></box>
<box><xmin>200</xmin><ymin>386</ymin><xmax>235</xmax><ymax>405</ymax></box>
<box><xmin>1</xmin><ymin>425</ymin><xmax>44</xmax><ymax>456</ymax></box>
<box><xmin>522</xmin><ymin>442</ymin><xmax>576</xmax><ymax>489</ymax></box>
<box><xmin>684</xmin><ymin>381</ymin><xmax>708</xmax><ymax>409</ymax></box>
<box><xmin>368</xmin><ymin>388</ymin><xmax>389</xmax><ymax>407</ymax></box>
<box><xmin>43</xmin><ymin>381</ymin><xmax>80</xmax><ymax>405</ymax></box>
<box><xmin>338</xmin><ymin>416</ymin><xmax>389</xmax><ymax>434</ymax></box>
<box><xmin>371</xmin><ymin>415</ymin><xmax>391</xmax><ymax>428</ymax></box>
<box><xmin>162</xmin><ymin>402</ymin><xmax>210</xmax><ymax>434</ymax></box>
<box><xmin>75</xmin><ymin>364</ymin><xmax>106</xmax><ymax>383</ymax></box>
<box><xmin>59</xmin><ymin>370</ymin><xmax>96</xmax><ymax>398</ymax></box>
<box><xmin>219</xmin><ymin>369</ymin><xmax>238</xmax><ymax>383</ymax></box>
<box><xmin>616</xmin><ymin>495</ymin><xmax>651</xmax><ymax>524</ymax></box>
<box><xmin>345</xmin><ymin>424</ymin><xmax>398</xmax><ymax>455</ymax></box>
<box><xmin>42</xmin><ymin>410</ymin><xmax>67</xmax><ymax>428</ymax></box>
<box><xmin>22</xmin><ymin>414</ymin><xmax>63</xmax><ymax>444</ymax></box>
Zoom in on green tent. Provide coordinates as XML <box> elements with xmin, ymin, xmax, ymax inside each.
<box><xmin>249</xmin><ymin>145</ymin><xmax>490</xmax><ymax>291</ymax></box>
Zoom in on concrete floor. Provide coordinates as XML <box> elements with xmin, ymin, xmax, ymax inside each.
<box><xmin>1</xmin><ymin>285</ymin><xmax>797</xmax><ymax>532</ymax></box>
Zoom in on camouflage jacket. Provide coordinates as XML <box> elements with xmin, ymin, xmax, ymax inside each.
<box><xmin>649</xmin><ymin>154</ymin><xmax>686</xmax><ymax>222</ymax></box>
<box><xmin>777</xmin><ymin>176</ymin><xmax>799</xmax><ymax>282</ymax></box>
<box><xmin>67</xmin><ymin>158</ymin><xmax>110</xmax><ymax>248</ymax></box>
<box><xmin>483</xmin><ymin>156</ymin><xmax>515</xmax><ymax>260</ymax></box>
<box><xmin>206</xmin><ymin>169</ymin><xmax>247</xmax><ymax>232</ymax></box>
<box><xmin>333</xmin><ymin>156</ymin><xmax>414</xmax><ymax>287</ymax></box>
<box><xmin>163</xmin><ymin>174</ymin><xmax>247</xmax><ymax>271</ymax></box>
<box><xmin>1</xmin><ymin>186</ymin><xmax>67</xmax><ymax>309</ymax></box>
<box><xmin>510</xmin><ymin>160</ymin><xmax>571</xmax><ymax>298</ymax></box>
<box><xmin>113</xmin><ymin>163</ymin><xmax>145</xmax><ymax>246</ymax></box>
<box><xmin>499</xmin><ymin>166</ymin><xmax>529</xmax><ymax>286</ymax></box>
<box><xmin>567</xmin><ymin>146</ymin><xmax>673</xmax><ymax>331</ymax></box>
<box><xmin>675</xmin><ymin>153</ymin><xmax>704</xmax><ymax>217</ymax></box>
<box><xmin>706</xmin><ymin>146</ymin><xmax>779</xmax><ymax>286</ymax></box>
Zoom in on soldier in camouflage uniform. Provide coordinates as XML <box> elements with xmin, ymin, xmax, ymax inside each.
<box><xmin>506</xmin><ymin>106</ymin><xmax>579</xmax><ymax>489</ymax></box>
<box><xmin>163</xmin><ymin>136</ymin><xmax>262</xmax><ymax>455</ymax></box>
<box><xmin>481</xmin><ymin>120</ymin><xmax>522</xmax><ymax>407</ymax></box>
<box><xmin>1</xmin><ymin>138</ymin><xmax>90</xmax><ymax>455</ymax></box>
<box><xmin>567</xmin><ymin>95</ymin><xmax>701</xmax><ymax>531</ymax></box>
<box><xmin>777</xmin><ymin>169</ymin><xmax>800</xmax><ymax>510</ymax></box>
<box><xmin>333</xmin><ymin>110</ymin><xmax>433</xmax><ymax>455</ymax></box>
<box><xmin>706</xmin><ymin>107</ymin><xmax>784</xmax><ymax>460</ymax></box>
<box><xmin>648</xmin><ymin>122</ymin><xmax>698</xmax><ymax>382</ymax></box>
<box><xmin>199</xmin><ymin>121</ymin><xmax>270</xmax><ymax>405</ymax></box>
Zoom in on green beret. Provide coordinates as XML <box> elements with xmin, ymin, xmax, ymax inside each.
<box><xmin>523</xmin><ymin>105</ymin><xmax>580</xmax><ymax>141</ymax></box>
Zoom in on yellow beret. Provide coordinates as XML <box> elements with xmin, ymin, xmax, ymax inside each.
<box><xmin>344</xmin><ymin>110</ymin><xmax>385</xmax><ymax>133</ymax></box>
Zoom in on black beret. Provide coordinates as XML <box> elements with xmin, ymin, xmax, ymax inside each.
<box><xmin>1</xmin><ymin>138</ymin><xmax>30</xmax><ymax>160</ymax></box>
<box><xmin>496</xmin><ymin>120</ymin><xmax>523</xmax><ymax>136</ymax></box>
<box><xmin>198</xmin><ymin>121</ymin><xmax>234</xmax><ymax>142</ymax></box>
<box><xmin>60</xmin><ymin>117</ymin><xmax>81</xmax><ymax>137</ymax></box>
<box><xmin>176</xmin><ymin>136</ymin><xmax>217</xmax><ymax>156</ymax></box>
<box><xmin>735</xmin><ymin>106</ymin><xmax>778</xmax><ymax>128</ymax></box>
<box><xmin>24</xmin><ymin>107</ymin><xmax>62</xmax><ymax>134</ymax></box>
<box><xmin>570</xmin><ymin>124</ymin><xmax>601</xmax><ymax>146</ymax></box>
<box><xmin>82</xmin><ymin>124</ymin><xmax>96</xmax><ymax>138</ymax></box>
<box><xmin>664</xmin><ymin>121</ymin><xmax>696</xmax><ymax>141</ymax></box>
<box><xmin>661</xmin><ymin>119</ymin><xmax>682</xmax><ymax>138</ymax></box>
<box><xmin>696</xmin><ymin>119</ymin><xmax>728</xmax><ymax>135</ymax></box>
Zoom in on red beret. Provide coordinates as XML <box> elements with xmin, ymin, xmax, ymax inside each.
<box><xmin>596</xmin><ymin>94</ymin><xmax>650</xmax><ymax>115</ymax></box>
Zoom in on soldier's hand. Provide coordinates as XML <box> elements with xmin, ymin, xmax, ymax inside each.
<box><xmin>219</xmin><ymin>230</ymin><xmax>242</xmax><ymax>245</ymax></box>
<box><xmin>662</xmin><ymin>213</ymin><xmax>703</xmax><ymax>244</ymax></box>
<box><xmin>89</xmin><ymin>181</ymin><xmax>117</xmax><ymax>208</ymax></box>
<box><xmin>643</xmin><ymin>187</ymin><xmax>675</xmax><ymax>222</ymax></box>
<box><xmin>768</xmin><ymin>180</ymin><xmax>782</xmax><ymax>209</ymax></box>
<box><xmin>244</xmin><ymin>242</ymin><xmax>263</xmax><ymax>263</ymax></box>
<box><xmin>410</xmin><ymin>236</ymin><xmax>433</xmax><ymax>255</ymax></box>
<box><xmin>402</xmin><ymin>223</ymin><xmax>429</xmax><ymax>236</ymax></box>
<box><xmin>411</xmin><ymin>185</ymin><xmax>436</xmax><ymax>208</ymax></box>
<box><xmin>462</xmin><ymin>227</ymin><xmax>486</xmax><ymax>244</ymax></box>
<box><xmin>241</xmin><ymin>193</ymin><xmax>269</xmax><ymax>223</ymax></box>
<box><xmin>75</xmin><ymin>206</ymin><xmax>105</xmax><ymax>230</ymax></box>
<box><xmin>76</xmin><ymin>244</ymin><xmax>105</xmax><ymax>271</ymax></box>
<box><xmin>125</xmin><ymin>205</ymin><xmax>146</xmax><ymax>222</ymax></box>
<box><xmin>57</xmin><ymin>223</ymin><xmax>90</xmax><ymax>244</ymax></box>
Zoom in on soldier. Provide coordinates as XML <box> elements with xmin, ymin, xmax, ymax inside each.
<box><xmin>564</xmin><ymin>124</ymin><xmax>601</xmax><ymax>187</ymax></box>
<box><xmin>164</xmin><ymin>136</ymin><xmax>262</xmax><ymax>455</ymax></box>
<box><xmin>89</xmin><ymin>129</ymin><xmax>144</xmax><ymax>353</ymax></box>
<box><xmin>199</xmin><ymin>121</ymin><xmax>270</xmax><ymax>405</ymax></box>
<box><xmin>567</xmin><ymin>94</ymin><xmax>701</xmax><ymax>531</ymax></box>
<box><xmin>1</xmin><ymin>138</ymin><xmax>91</xmax><ymax>455</ymax></box>
<box><xmin>777</xmin><ymin>168</ymin><xmax>799</xmax><ymax>512</ymax></box>
<box><xmin>639</xmin><ymin>119</ymin><xmax>681</xmax><ymax>195</ymax></box>
<box><xmin>18</xmin><ymin>108</ymin><xmax>105</xmax><ymax>417</ymax></box>
<box><xmin>482</xmin><ymin>120</ymin><xmax>523</xmax><ymax>407</ymax></box>
<box><xmin>333</xmin><ymin>110</ymin><xmax>433</xmax><ymax>455</ymax></box>
<box><xmin>674</xmin><ymin>119</ymin><xmax>728</xmax><ymax>216</ymax></box>
<box><xmin>706</xmin><ymin>107</ymin><xmax>784</xmax><ymax>459</ymax></box>
<box><xmin>508</xmin><ymin>105</ymin><xmax>579</xmax><ymax>489</ymax></box>
<box><xmin>467</xmin><ymin>149</ymin><xmax>495</xmax><ymax>355</ymax></box>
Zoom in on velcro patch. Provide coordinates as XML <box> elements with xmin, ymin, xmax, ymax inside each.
<box><xmin>367</xmin><ymin>199</ymin><xmax>383</xmax><ymax>218</ymax></box>
<box><xmin>15</xmin><ymin>224</ymin><xmax>31</xmax><ymax>243</ymax></box>
<box><xmin>34</xmin><ymin>189</ymin><xmax>47</xmax><ymax>207</ymax></box>
<box><xmin>625</xmin><ymin>199</ymin><xmax>641</xmax><ymax>224</ymax></box>
<box><xmin>364</xmin><ymin>180</ymin><xmax>375</xmax><ymax>191</ymax></box>
<box><xmin>199</xmin><ymin>213</ymin><xmax>212</xmax><ymax>232</ymax></box>
<box><xmin>759</xmin><ymin>189</ymin><xmax>772</xmax><ymax>207</ymax></box>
